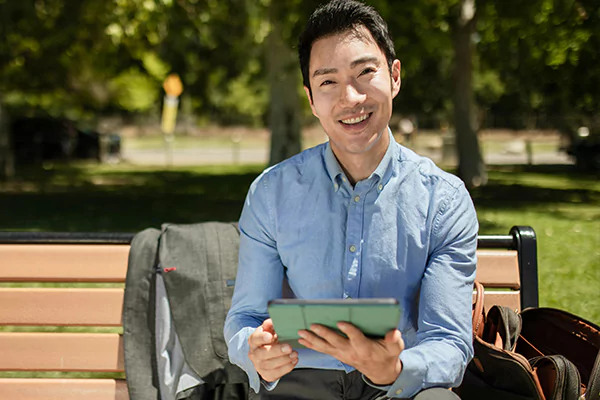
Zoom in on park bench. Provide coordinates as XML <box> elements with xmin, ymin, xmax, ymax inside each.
<box><xmin>0</xmin><ymin>225</ymin><xmax>538</xmax><ymax>399</ymax></box>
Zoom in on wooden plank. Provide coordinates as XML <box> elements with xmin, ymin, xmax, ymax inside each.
<box><xmin>0</xmin><ymin>379</ymin><xmax>128</xmax><ymax>400</ymax></box>
<box><xmin>0</xmin><ymin>333</ymin><xmax>124</xmax><ymax>372</ymax></box>
<box><xmin>474</xmin><ymin>290</ymin><xmax>521</xmax><ymax>313</ymax></box>
<box><xmin>0</xmin><ymin>245</ymin><xmax>129</xmax><ymax>282</ymax></box>
<box><xmin>475</xmin><ymin>250</ymin><xmax>520</xmax><ymax>289</ymax></box>
<box><xmin>0</xmin><ymin>288</ymin><xmax>124</xmax><ymax>326</ymax></box>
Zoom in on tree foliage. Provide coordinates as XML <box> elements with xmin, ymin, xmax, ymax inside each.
<box><xmin>0</xmin><ymin>0</ymin><xmax>597</xmax><ymax>179</ymax></box>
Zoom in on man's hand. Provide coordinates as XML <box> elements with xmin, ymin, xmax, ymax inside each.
<box><xmin>248</xmin><ymin>318</ymin><xmax>298</xmax><ymax>383</ymax></box>
<box><xmin>298</xmin><ymin>322</ymin><xmax>404</xmax><ymax>385</ymax></box>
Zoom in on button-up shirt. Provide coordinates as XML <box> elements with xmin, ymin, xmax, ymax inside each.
<box><xmin>224</xmin><ymin>131</ymin><xmax>478</xmax><ymax>399</ymax></box>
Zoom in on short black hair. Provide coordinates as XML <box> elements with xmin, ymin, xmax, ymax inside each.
<box><xmin>298</xmin><ymin>0</ymin><xmax>396</xmax><ymax>98</ymax></box>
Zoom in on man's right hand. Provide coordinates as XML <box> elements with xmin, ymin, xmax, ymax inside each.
<box><xmin>248</xmin><ymin>318</ymin><xmax>298</xmax><ymax>383</ymax></box>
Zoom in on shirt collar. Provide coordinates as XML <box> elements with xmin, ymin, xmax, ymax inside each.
<box><xmin>325</xmin><ymin>142</ymin><xmax>343</xmax><ymax>183</ymax></box>
<box><xmin>371</xmin><ymin>128</ymin><xmax>399</xmax><ymax>191</ymax></box>
<box><xmin>323</xmin><ymin>128</ymin><xmax>399</xmax><ymax>193</ymax></box>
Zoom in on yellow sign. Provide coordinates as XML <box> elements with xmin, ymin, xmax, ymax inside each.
<box><xmin>163</xmin><ymin>74</ymin><xmax>183</xmax><ymax>97</ymax></box>
<box><xmin>161</xmin><ymin>96</ymin><xmax>179</xmax><ymax>135</ymax></box>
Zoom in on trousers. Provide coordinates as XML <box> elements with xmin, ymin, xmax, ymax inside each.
<box><xmin>248</xmin><ymin>369</ymin><xmax>461</xmax><ymax>400</ymax></box>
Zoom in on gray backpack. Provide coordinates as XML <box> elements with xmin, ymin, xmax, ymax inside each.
<box><xmin>123</xmin><ymin>222</ymin><xmax>249</xmax><ymax>400</ymax></box>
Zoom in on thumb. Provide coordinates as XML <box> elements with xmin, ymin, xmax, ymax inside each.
<box><xmin>262</xmin><ymin>318</ymin><xmax>276</xmax><ymax>335</ymax></box>
<box><xmin>254</xmin><ymin>319</ymin><xmax>277</xmax><ymax>346</ymax></box>
<box><xmin>384</xmin><ymin>329</ymin><xmax>404</xmax><ymax>354</ymax></box>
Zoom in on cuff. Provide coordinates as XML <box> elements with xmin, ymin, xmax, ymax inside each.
<box><xmin>227</xmin><ymin>327</ymin><xmax>263</xmax><ymax>393</ymax></box>
<box><xmin>361</xmin><ymin>373</ymin><xmax>392</xmax><ymax>391</ymax></box>
<box><xmin>385</xmin><ymin>350</ymin><xmax>425</xmax><ymax>399</ymax></box>
<box><xmin>260</xmin><ymin>377</ymin><xmax>281</xmax><ymax>391</ymax></box>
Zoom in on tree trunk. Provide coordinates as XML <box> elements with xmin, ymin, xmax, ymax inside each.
<box><xmin>0</xmin><ymin>95</ymin><xmax>15</xmax><ymax>181</ymax></box>
<box><xmin>452</xmin><ymin>0</ymin><xmax>487</xmax><ymax>188</ymax></box>
<box><xmin>267</xmin><ymin>5</ymin><xmax>302</xmax><ymax>166</ymax></box>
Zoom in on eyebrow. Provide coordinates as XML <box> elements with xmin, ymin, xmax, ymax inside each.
<box><xmin>350</xmin><ymin>56</ymin><xmax>380</xmax><ymax>69</ymax></box>
<box><xmin>312</xmin><ymin>56</ymin><xmax>381</xmax><ymax>78</ymax></box>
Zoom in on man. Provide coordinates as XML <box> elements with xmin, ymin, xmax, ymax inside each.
<box><xmin>224</xmin><ymin>1</ymin><xmax>478</xmax><ymax>399</ymax></box>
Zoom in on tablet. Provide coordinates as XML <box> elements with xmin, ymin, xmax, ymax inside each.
<box><xmin>267</xmin><ymin>298</ymin><xmax>401</xmax><ymax>347</ymax></box>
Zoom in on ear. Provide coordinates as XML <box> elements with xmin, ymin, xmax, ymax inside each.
<box><xmin>391</xmin><ymin>59</ymin><xmax>401</xmax><ymax>99</ymax></box>
<box><xmin>304</xmin><ymin>86</ymin><xmax>318</xmax><ymax>118</ymax></box>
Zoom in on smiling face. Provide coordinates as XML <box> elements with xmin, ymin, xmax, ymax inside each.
<box><xmin>305</xmin><ymin>26</ymin><xmax>401</xmax><ymax>162</ymax></box>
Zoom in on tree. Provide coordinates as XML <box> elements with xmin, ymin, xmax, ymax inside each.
<box><xmin>451</xmin><ymin>0</ymin><xmax>487</xmax><ymax>187</ymax></box>
<box><xmin>266</xmin><ymin>1</ymin><xmax>303</xmax><ymax>165</ymax></box>
<box><xmin>0</xmin><ymin>96</ymin><xmax>14</xmax><ymax>180</ymax></box>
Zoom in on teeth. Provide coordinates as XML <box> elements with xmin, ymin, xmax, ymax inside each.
<box><xmin>341</xmin><ymin>114</ymin><xmax>369</xmax><ymax>124</ymax></box>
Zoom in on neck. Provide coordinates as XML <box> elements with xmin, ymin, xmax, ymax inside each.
<box><xmin>333</xmin><ymin>130</ymin><xmax>390</xmax><ymax>186</ymax></box>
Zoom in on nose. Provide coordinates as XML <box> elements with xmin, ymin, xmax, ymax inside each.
<box><xmin>339</xmin><ymin>82</ymin><xmax>366</xmax><ymax>108</ymax></box>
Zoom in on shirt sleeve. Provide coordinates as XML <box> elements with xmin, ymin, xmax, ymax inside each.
<box><xmin>223</xmin><ymin>171</ymin><xmax>286</xmax><ymax>394</ymax></box>
<box><xmin>386</xmin><ymin>183</ymin><xmax>478</xmax><ymax>399</ymax></box>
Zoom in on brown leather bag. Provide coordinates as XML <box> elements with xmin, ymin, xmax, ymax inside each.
<box><xmin>517</xmin><ymin>308</ymin><xmax>600</xmax><ymax>400</ymax></box>
<box><xmin>457</xmin><ymin>282</ymin><xmax>600</xmax><ymax>400</ymax></box>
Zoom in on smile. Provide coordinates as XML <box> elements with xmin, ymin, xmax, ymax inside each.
<box><xmin>340</xmin><ymin>113</ymin><xmax>371</xmax><ymax>125</ymax></box>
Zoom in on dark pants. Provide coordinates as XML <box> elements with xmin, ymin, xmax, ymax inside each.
<box><xmin>249</xmin><ymin>369</ymin><xmax>460</xmax><ymax>400</ymax></box>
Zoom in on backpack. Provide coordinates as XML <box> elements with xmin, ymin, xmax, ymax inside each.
<box><xmin>123</xmin><ymin>222</ymin><xmax>249</xmax><ymax>400</ymax></box>
<box><xmin>457</xmin><ymin>286</ymin><xmax>600</xmax><ymax>400</ymax></box>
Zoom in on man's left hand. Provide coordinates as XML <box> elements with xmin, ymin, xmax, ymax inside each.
<box><xmin>298</xmin><ymin>323</ymin><xmax>404</xmax><ymax>386</ymax></box>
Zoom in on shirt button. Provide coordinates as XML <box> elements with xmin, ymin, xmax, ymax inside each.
<box><xmin>378</xmin><ymin>184</ymin><xmax>383</xmax><ymax>191</ymax></box>
<box><xmin>395</xmin><ymin>389</ymin><xmax>403</xmax><ymax>395</ymax></box>
<box><xmin>334</xmin><ymin>183</ymin><xmax>339</xmax><ymax>191</ymax></box>
<box><xmin>349</xmin><ymin>245</ymin><xmax>356</xmax><ymax>253</ymax></box>
<box><xmin>353</xmin><ymin>195</ymin><xmax>360</xmax><ymax>202</ymax></box>
<box><xmin>342</xmin><ymin>176</ymin><xmax>347</xmax><ymax>182</ymax></box>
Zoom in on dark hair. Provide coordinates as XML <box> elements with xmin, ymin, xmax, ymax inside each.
<box><xmin>298</xmin><ymin>0</ymin><xmax>396</xmax><ymax>98</ymax></box>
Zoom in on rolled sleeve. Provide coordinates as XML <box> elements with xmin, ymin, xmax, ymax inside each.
<box><xmin>223</xmin><ymin>171</ymin><xmax>286</xmax><ymax>394</ymax></box>
<box><xmin>385</xmin><ymin>183</ymin><xmax>478</xmax><ymax>399</ymax></box>
<box><xmin>227</xmin><ymin>327</ymin><xmax>261</xmax><ymax>392</ymax></box>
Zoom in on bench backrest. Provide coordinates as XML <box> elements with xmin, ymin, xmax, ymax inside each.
<box><xmin>0</xmin><ymin>226</ymin><xmax>538</xmax><ymax>399</ymax></box>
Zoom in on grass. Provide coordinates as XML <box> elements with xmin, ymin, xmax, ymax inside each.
<box><xmin>470</xmin><ymin>165</ymin><xmax>600</xmax><ymax>323</ymax></box>
<box><xmin>1</xmin><ymin>162</ymin><xmax>598</xmax><ymax>327</ymax></box>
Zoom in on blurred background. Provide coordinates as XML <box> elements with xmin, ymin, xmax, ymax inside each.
<box><xmin>0</xmin><ymin>0</ymin><xmax>597</xmax><ymax>322</ymax></box>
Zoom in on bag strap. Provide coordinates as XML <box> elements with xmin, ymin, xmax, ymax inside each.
<box><xmin>473</xmin><ymin>281</ymin><xmax>485</xmax><ymax>338</ymax></box>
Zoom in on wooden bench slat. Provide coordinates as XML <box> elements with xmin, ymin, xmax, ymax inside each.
<box><xmin>475</xmin><ymin>290</ymin><xmax>521</xmax><ymax>313</ymax></box>
<box><xmin>0</xmin><ymin>245</ymin><xmax>130</xmax><ymax>282</ymax></box>
<box><xmin>0</xmin><ymin>378</ymin><xmax>128</xmax><ymax>400</ymax></box>
<box><xmin>0</xmin><ymin>333</ymin><xmax>124</xmax><ymax>372</ymax></box>
<box><xmin>474</xmin><ymin>250</ymin><xmax>520</xmax><ymax>289</ymax></box>
<box><xmin>0</xmin><ymin>288</ymin><xmax>124</xmax><ymax>326</ymax></box>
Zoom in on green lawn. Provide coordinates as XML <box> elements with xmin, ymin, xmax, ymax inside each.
<box><xmin>1</xmin><ymin>162</ymin><xmax>598</xmax><ymax>324</ymax></box>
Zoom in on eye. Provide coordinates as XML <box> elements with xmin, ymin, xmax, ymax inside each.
<box><xmin>360</xmin><ymin>67</ymin><xmax>376</xmax><ymax>76</ymax></box>
<box><xmin>320</xmin><ymin>80</ymin><xmax>335</xmax><ymax>86</ymax></box>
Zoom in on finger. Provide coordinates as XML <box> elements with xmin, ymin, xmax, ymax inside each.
<box><xmin>298</xmin><ymin>328</ymin><xmax>337</xmax><ymax>353</ymax></box>
<box><xmin>310</xmin><ymin>324</ymin><xmax>348</xmax><ymax>348</ymax></box>
<box><xmin>259</xmin><ymin>358</ymin><xmax>298</xmax><ymax>383</ymax></box>
<box><xmin>252</xmin><ymin>342</ymin><xmax>294</xmax><ymax>362</ymax></box>
<box><xmin>262</xmin><ymin>318</ymin><xmax>276</xmax><ymax>335</ymax></box>
<box><xmin>258</xmin><ymin>351</ymin><xmax>298</xmax><ymax>371</ymax></box>
<box><xmin>337</xmin><ymin>322</ymin><xmax>368</xmax><ymax>343</ymax></box>
<box><xmin>249</xmin><ymin>324</ymin><xmax>276</xmax><ymax>350</ymax></box>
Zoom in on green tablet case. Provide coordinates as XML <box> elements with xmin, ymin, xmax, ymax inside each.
<box><xmin>268</xmin><ymin>299</ymin><xmax>401</xmax><ymax>348</ymax></box>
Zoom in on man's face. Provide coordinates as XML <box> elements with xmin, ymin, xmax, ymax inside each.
<box><xmin>305</xmin><ymin>26</ymin><xmax>401</xmax><ymax>157</ymax></box>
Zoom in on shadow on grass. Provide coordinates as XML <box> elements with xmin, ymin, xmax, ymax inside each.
<box><xmin>1</xmin><ymin>163</ymin><xmax>598</xmax><ymax>232</ymax></box>
<box><xmin>0</xmin><ymin>164</ymin><xmax>262</xmax><ymax>232</ymax></box>
<box><xmin>469</xmin><ymin>164</ymin><xmax>600</xmax><ymax>212</ymax></box>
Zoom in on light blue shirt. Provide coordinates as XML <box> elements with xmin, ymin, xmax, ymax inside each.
<box><xmin>224</xmin><ymin>132</ymin><xmax>478</xmax><ymax>399</ymax></box>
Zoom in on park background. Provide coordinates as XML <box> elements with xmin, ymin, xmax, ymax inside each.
<box><xmin>0</xmin><ymin>0</ymin><xmax>598</xmax><ymax>326</ymax></box>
